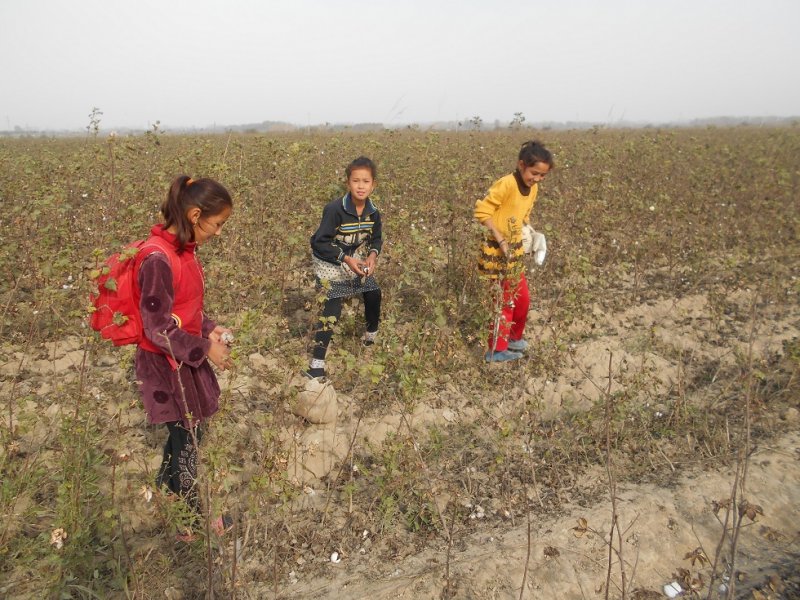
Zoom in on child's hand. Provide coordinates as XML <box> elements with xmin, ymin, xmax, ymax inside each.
<box><xmin>209</xmin><ymin>325</ymin><xmax>233</xmax><ymax>345</ymax></box>
<box><xmin>208</xmin><ymin>341</ymin><xmax>233</xmax><ymax>370</ymax></box>
<box><xmin>344</xmin><ymin>255</ymin><xmax>366</xmax><ymax>276</ymax></box>
<box><xmin>364</xmin><ymin>253</ymin><xmax>377</xmax><ymax>276</ymax></box>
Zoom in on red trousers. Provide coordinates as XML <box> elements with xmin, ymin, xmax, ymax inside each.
<box><xmin>488</xmin><ymin>273</ymin><xmax>529</xmax><ymax>352</ymax></box>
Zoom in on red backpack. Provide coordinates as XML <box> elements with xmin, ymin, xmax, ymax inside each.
<box><xmin>89</xmin><ymin>236</ymin><xmax>182</xmax><ymax>346</ymax></box>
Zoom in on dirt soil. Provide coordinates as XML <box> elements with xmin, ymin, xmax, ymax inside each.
<box><xmin>2</xmin><ymin>280</ymin><xmax>799</xmax><ymax>599</ymax></box>
<box><xmin>279</xmin><ymin>431</ymin><xmax>800</xmax><ymax>599</ymax></box>
<box><xmin>260</xmin><ymin>290</ymin><xmax>800</xmax><ymax>599</ymax></box>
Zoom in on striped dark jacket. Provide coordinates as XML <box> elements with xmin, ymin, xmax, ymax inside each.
<box><xmin>310</xmin><ymin>193</ymin><xmax>383</xmax><ymax>264</ymax></box>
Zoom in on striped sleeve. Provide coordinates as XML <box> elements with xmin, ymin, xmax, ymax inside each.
<box><xmin>310</xmin><ymin>201</ymin><xmax>346</xmax><ymax>264</ymax></box>
<box><xmin>368</xmin><ymin>210</ymin><xmax>382</xmax><ymax>255</ymax></box>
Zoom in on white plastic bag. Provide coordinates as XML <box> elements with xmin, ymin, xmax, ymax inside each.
<box><xmin>522</xmin><ymin>224</ymin><xmax>547</xmax><ymax>266</ymax></box>
<box><xmin>532</xmin><ymin>232</ymin><xmax>547</xmax><ymax>265</ymax></box>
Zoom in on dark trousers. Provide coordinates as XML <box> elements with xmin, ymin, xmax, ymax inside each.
<box><xmin>156</xmin><ymin>421</ymin><xmax>202</xmax><ymax>510</ymax></box>
<box><xmin>312</xmin><ymin>289</ymin><xmax>381</xmax><ymax>360</ymax></box>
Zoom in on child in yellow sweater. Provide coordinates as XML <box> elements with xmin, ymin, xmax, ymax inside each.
<box><xmin>474</xmin><ymin>141</ymin><xmax>554</xmax><ymax>362</ymax></box>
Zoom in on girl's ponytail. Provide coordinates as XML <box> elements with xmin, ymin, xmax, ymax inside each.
<box><xmin>161</xmin><ymin>175</ymin><xmax>233</xmax><ymax>252</ymax></box>
<box><xmin>161</xmin><ymin>175</ymin><xmax>195</xmax><ymax>252</ymax></box>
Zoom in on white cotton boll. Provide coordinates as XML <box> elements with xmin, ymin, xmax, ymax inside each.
<box><xmin>141</xmin><ymin>485</ymin><xmax>153</xmax><ymax>502</ymax></box>
<box><xmin>50</xmin><ymin>528</ymin><xmax>67</xmax><ymax>550</ymax></box>
<box><xmin>663</xmin><ymin>582</ymin><xmax>683</xmax><ymax>598</ymax></box>
<box><xmin>469</xmin><ymin>505</ymin><xmax>485</xmax><ymax>519</ymax></box>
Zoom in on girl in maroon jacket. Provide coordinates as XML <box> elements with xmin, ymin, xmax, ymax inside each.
<box><xmin>134</xmin><ymin>175</ymin><xmax>233</xmax><ymax>540</ymax></box>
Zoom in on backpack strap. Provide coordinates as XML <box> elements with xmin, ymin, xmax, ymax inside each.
<box><xmin>137</xmin><ymin>235</ymin><xmax>182</xmax><ymax>290</ymax></box>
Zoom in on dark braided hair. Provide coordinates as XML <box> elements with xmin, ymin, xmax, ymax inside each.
<box><xmin>518</xmin><ymin>141</ymin><xmax>554</xmax><ymax>168</ymax></box>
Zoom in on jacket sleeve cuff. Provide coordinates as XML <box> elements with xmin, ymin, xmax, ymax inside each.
<box><xmin>202</xmin><ymin>315</ymin><xmax>217</xmax><ymax>338</ymax></box>
<box><xmin>181</xmin><ymin>336</ymin><xmax>212</xmax><ymax>368</ymax></box>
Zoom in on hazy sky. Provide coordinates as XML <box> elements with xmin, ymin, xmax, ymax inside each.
<box><xmin>1</xmin><ymin>0</ymin><xmax>798</xmax><ymax>130</ymax></box>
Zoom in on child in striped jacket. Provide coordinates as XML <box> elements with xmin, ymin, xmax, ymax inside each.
<box><xmin>306</xmin><ymin>156</ymin><xmax>383</xmax><ymax>379</ymax></box>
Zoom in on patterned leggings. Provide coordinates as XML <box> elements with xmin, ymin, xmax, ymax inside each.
<box><xmin>156</xmin><ymin>422</ymin><xmax>203</xmax><ymax>510</ymax></box>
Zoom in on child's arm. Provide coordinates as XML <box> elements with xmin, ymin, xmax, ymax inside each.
<box><xmin>479</xmin><ymin>219</ymin><xmax>510</xmax><ymax>257</ymax></box>
<box><xmin>138</xmin><ymin>255</ymin><xmax>231</xmax><ymax>369</ymax></box>
<box><xmin>475</xmin><ymin>179</ymin><xmax>512</xmax><ymax>257</ymax></box>
<box><xmin>364</xmin><ymin>211</ymin><xmax>382</xmax><ymax>274</ymax></box>
<box><xmin>368</xmin><ymin>210</ymin><xmax>383</xmax><ymax>256</ymax></box>
<box><xmin>202</xmin><ymin>314</ymin><xmax>217</xmax><ymax>338</ymax></box>
<box><xmin>311</xmin><ymin>202</ymin><xmax>347</xmax><ymax>264</ymax></box>
<box><xmin>312</xmin><ymin>201</ymin><xmax>368</xmax><ymax>275</ymax></box>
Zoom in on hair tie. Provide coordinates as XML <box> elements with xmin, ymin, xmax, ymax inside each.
<box><xmin>186</xmin><ymin>178</ymin><xmax>194</xmax><ymax>186</ymax></box>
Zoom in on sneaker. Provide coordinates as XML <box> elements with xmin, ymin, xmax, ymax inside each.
<box><xmin>211</xmin><ymin>514</ymin><xmax>234</xmax><ymax>536</ymax></box>
<box><xmin>303</xmin><ymin>368</ymin><xmax>326</xmax><ymax>379</ymax></box>
<box><xmin>484</xmin><ymin>349</ymin><xmax>523</xmax><ymax>363</ymax></box>
<box><xmin>507</xmin><ymin>339</ymin><xmax>528</xmax><ymax>352</ymax></box>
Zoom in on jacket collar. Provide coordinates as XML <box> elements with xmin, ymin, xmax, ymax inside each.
<box><xmin>151</xmin><ymin>224</ymin><xmax>197</xmax><ymax>254</ymax></box>
<box><xmin>513</xmin><ymin>170</ymin><xmax>532</xmax><ymax>196</ymax></box>
<box><xmin>341</xmin><ymin>193</ymin><xmax>377</xmax><ymax>217</ymax></box>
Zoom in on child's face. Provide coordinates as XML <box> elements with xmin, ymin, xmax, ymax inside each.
<box><xmin>517</xmin><ymin>161</ymin><xmax>550</xmax><ymax>187</ymax></box>
<box><xmin>193</xmin><ymin>205</ymin><xmax>232</xmax><ymax>245</ymax></box>
<box><xmin>347</xmin><ymin>167</ymin><xmax>375</xmax><ymax>202</ymax></box>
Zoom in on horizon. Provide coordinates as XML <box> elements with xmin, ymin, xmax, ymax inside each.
<box><xmin>3</xmin><ymin>114</ymin><xmax>798</xmax><ymax>137</ymax></box>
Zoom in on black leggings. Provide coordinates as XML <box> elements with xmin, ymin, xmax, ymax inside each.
<box><xmin>312</xmin><ymin>289</ymin><xmax>381</xmax><ymax>360</ymax></box>
<box><xmin>156</xmin><ymin>422</ymin><xmax>203</xmax><ymax>510</ymax></box>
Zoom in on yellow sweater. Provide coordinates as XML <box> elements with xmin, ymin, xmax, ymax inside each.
<box><xmin>474</xmin><ymin>173</ymin><xmax>538</xmax><ymax>277</ymax></box>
